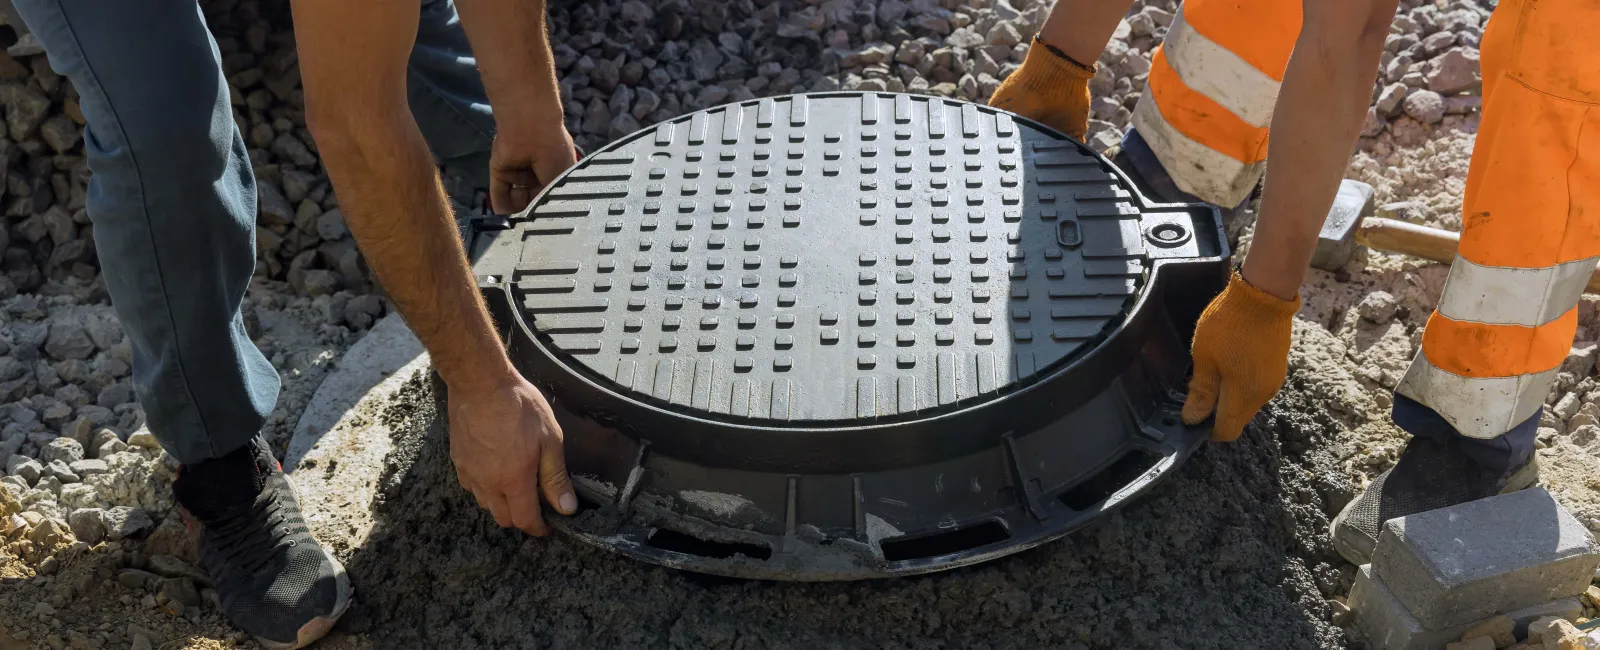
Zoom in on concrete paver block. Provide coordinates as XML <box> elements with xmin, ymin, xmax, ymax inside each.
<box><xmin>1350</xmin><ymin>564</ymin><xmax>1584</xmax><ymax>650</ymax></box>
<box><xmin>1372</xmin><ymin>488</ymin><xmax>1600</xmax><ymax>630</ymax></box>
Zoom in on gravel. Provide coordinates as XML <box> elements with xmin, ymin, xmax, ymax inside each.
<box><xmin>4</xmin><ymin>0</ymin><xmax>1582</xmax><ymax>649</ymax></box>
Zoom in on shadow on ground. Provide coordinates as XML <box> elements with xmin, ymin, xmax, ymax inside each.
<box><xmin>324</xmin><ymin>375</ymin><xmax>1353</xmax><ymax>649</ymax></box>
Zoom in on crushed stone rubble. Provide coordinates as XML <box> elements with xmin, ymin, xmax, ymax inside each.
<box><xmin>6</xmin><ymin>0</ymin><xmax>1600</xmax><ymax>648</ymax></box>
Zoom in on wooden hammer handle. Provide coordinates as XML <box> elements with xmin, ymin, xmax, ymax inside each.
<box><xmin>1354</xmin><ymin>217</ymin><xmax>1600</xmax><ymax>293</ymax></box>
<box><xmin>1352</xmin><ymin>217</ymin><xmax>1460</xmax><ymax>265</ymax></box>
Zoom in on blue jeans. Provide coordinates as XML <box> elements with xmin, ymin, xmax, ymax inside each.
<box><xmin>10</xmin><ymin>0</ymin><xmax>495</xmax><ymax>463</ymax></box>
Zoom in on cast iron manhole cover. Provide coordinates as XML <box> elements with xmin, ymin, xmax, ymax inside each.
<box><xmin>469</xmin><ymin>93</ymin><xmax>1228</xmax><ymax>580</ymax></box>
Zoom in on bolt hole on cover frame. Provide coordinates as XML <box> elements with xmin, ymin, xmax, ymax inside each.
<box><xmin>467</xmin><ymin>93</ymin><xmax>1228</xmax><ymax>581</ymax></box>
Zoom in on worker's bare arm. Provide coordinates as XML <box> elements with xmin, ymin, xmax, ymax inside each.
<box><xmin>1037</xmin><ymin>0</ymin><xmax>1137</xmax><ymax>65</ymax></box>
<box><xmin>291</xmin><ymin>0</ymin><xmax>576</xmax><ymax>536</ymax></box>
<box><xmin>454</xmin><ymin>0</ymin><xmax>562</xmax><ymax>143</ymax></box>
<box><xmin>452</xmin><ymin>0</ymin><xmax>578</xmax><ymax>213</ymax></box>
<box><xmin>292</xmin><ymin>1</ymin><xmax>510</xmax><ymax>413</ymax></box>
<box><xmin>1241</xmin><ymin>0</ymin><xmax>1398</xmax><ymax>300</ymax></box>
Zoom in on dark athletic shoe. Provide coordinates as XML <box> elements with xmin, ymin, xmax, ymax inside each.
<box><xmin>173</xmin><ymin>437</ymin><xmax>352</xmax><ymax>650</ymax></box>
<box><xmin>1329</xmin><ymin>435</ymin><xmax>1540</xmax><ymax>566</ymax></box>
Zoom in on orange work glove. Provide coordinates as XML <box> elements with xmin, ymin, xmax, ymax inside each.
<box><xmin>988</xmin><ymin>36</ymin><xmax>1096</xmax><ymax>141</ymax></box>
<box><xmin>1182</xmin><ymin>272</ymin><xmax>1301</xmax><ymax>441</ymax></box>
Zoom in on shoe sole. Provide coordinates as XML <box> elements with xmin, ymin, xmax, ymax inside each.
<box><xmin>1328</xmin><ymin>457</ymin><xmax>1541</xmax><ymax>566</ymax></box>
<box><xmin>255</xmin><ymin>474</ymin><xmax>356</xmax><ymax>650</ymax></box>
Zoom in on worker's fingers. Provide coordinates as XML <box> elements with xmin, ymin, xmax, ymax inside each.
<box><xmin>1181</xmin><ymin>363</ymin><xmax>1221</xmax><ymax>426</ymax></box>
<box><xmin>490</xmin><ymin>168</ymin><xmax>538</xmax><ymax>215</ymax></box>
<box><xmin>540</xmin><ymin>442</ymin><xmax>578</xmax><ymax>516</ymax></box>
<box><xmin>1210</xmin><ymin>383</ymin><xmax>1266</xmax><ymax>442</ymax></box>
<box><xmin>509</xmin><ymin>184</ymin><xmax>534</xmax><ymax>214</ymax></box>
<box><xmin>490</xmin><ymin>177</ymin><xmax>514</xmax><ymax>216</ymax></box>
<box><xmin>506</xmin><ymin>484</ymin><xmax>550</xmax><ymax>537</ymax></box>
<box><xmin>480</xmin><ymin>490</ymin><xmax>514</xmax><ymax>529</ymax></box>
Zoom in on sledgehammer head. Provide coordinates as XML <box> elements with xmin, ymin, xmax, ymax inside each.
<box><xmin>1309</xmin><ymin>179</ymin><xmax>1377</xmax><ymax>271</ymax></box>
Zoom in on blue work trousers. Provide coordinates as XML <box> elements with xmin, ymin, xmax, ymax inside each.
<box><xmin>9</xmin><ymin>0</ymin><xmax>495</xmax><ymax>463</ymax></box>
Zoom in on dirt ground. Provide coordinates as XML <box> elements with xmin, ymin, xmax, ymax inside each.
<box><xmin>15</xmin><ymin>0</ymin><xmax>1600</xmax><ymax>647</ymax></box>
<box><xmin>246</xmin><ymin>369</ymin><xmax>1345</xmax><ymax>650</ymax></box>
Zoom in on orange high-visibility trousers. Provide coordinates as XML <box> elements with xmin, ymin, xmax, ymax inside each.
<box><xmin>1395</xmin><ymin>0</ymin><xmax>1600</xmax><ymax>439</ymax></box>
<box><xmin>1148</xmin><ymin>0</ymin><xmax>1600</xmax><ymax>439</ymax></box>
<box><xmin>1131</xmin><ymin>0</ymin><xmax>1301</xmax><ymax>207</ymax></box>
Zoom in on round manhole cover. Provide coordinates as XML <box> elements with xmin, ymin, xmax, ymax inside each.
<box><xmin>470</xmin><ymin>93</ymin><xmax>1228</xmax><ymax>580</ymax></box>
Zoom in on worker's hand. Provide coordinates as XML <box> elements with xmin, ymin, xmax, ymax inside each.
<box><xmin>988</xmin><ymin>38</ymin><xmax>1097</xmax><ymax>141</ymax></box>
<box><xmin>1182</xmin><ymin>272</ymin><xmax>1301</xmax><ymax>441</ymax></box>
<box><xmin>488</xmin><ymin>129</ymin><xmax>578</xmax><ymax>214</ymax></box>
<box><xmin>447</xmin><ymin>374</ymin><xmax>577</xmax><ymax>536</ymax></box>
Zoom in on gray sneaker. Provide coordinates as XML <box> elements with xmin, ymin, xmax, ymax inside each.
<box><xmin>173</xmin><ymin>437</ymin><xmax>352</xmax><ymax>649</ymax></box>
<box><xmin>1329</xmin><ymin>435</ymin><xmax>1540</xmax><ymax>566</ymax></box>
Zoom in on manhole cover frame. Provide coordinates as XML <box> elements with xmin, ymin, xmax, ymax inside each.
<box><xmin>468</xmin><ymin>92</ymin><xmax>1229</xmax><ymax>580</ymax></box>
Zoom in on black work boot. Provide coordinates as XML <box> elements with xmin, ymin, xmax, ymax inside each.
<box><xmin>173</xmin><ymin>437</ymin><xmax>352</xmax><ymax>649</ymax></box>
<box><xmin>1329</xmin><ymin>435</ymin><xmax>1540</xmax><ymax>566</ymax></box>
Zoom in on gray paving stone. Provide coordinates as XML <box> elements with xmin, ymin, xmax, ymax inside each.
<box><xmin>1350</xmin><ymin>564</ymin><xmax>1583</xmax><ymax>650</ymax></box>
<box><xmin>1372</xmin><ymin>488</ymin><xmax>1600</xmax><ymax>630</ymax></box>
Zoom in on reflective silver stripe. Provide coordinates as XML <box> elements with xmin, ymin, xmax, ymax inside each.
<box><xmin>1395</xmin><ymin>353</ymin><xmax>1558</xmax><ymax>439</ymax></box>
<box><xmin>1161</xmin><ymin>6</ymin><xmax>1281</xmax><ymax>128</ymax></box>
<box><xmin>1436</xmin><ymin>254</ymin><xmax>1597</xmax><ymax>327</ymax></box>
<box><xmin>1130</xmin><ymin>98</ymin><xmax>1264</xmax><ymax>207</ymax></box>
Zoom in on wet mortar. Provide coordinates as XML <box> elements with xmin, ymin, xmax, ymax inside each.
<box><xmin>315</xmin><ymin>370</ymin><xmax>1353</xmax><ymax>649</ymax></box>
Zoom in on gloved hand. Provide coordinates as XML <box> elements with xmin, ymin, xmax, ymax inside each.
<box><xmin>1182</xmin><ymin>272</ymin><xmax>1301</xmax><ymax>441</ymax></box>
<box><xmin>988</xmin><ymin>37</ymin><xmax>1096</xmax><ymax>141</ymax></box>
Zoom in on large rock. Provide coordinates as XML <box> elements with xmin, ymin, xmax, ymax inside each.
<box><xmin>581</xmin><ymin>96</ymin><xmax>611</xmax><ymax>136</ymax></box>
<box><xmin>70</xmin><ymin>458</ymin><xmax>108</xmax><ymax>477</ymax></box>
<box><xmin>1427</xmin><ymin>47</ymin><xmax>1481</xmax><ymax>96</ymax></box>
<box><xmin>316</xmin><ymin>208</ymin><xmax>347</xmax><ymax>241</ymax></box>
<box><xmin>947</xmin><ymin>27</ymin><xmax>985</xmax><ymax>48</ymax></box>
<box><xmin>618</xmin><ymin>0</ymin><xmax>654</xmax><ymax>23</ymax></box>
<box><xmin>1376</xmin><ymin>83</ymin><xmax>1409</xmax><ymax>117</ymax></box>
<box><xmin>0</xmin><ymin>83</ymin><xmax>50</xmax><ymax>138</ymax></box>
<box><xmin>66</xmin><ymin>507</ymin><xmax>106</xmax><ymax>544</ymax></box>
<box><xmin>590</xmin><ymin>58</ymin><xmax>620</xmax><ymax>94</ymax></box>
<box><xmin>58</xmin><ymin>482</ymin><xmax>99</xmax><ymax>510</ymax></box>
<box><xmin>271</xmin><ymin>133</ymin><xmax>318</xmax><ymax>167</ymax></box>
<box><xmin>632</xmin><ymin>87</ymin><xmax>661</xmax><ymax>120</ymax></box>
<box><xmin>1421</xmin><ymin>30</ymin><xmax>1457</xmax><ymax>56</ymax></box>
<box><xmin>5</xmin><ymin>454</ymin><xmax>40</xmax><ymax>485</ymax></box>
<box><xmin>302</xmin><ymin>270</ymin><xmax>340</xmax><ymax>297</ymax></box>
<box><xmin>687</xmin><ymin>39</ymin><xmax>724</xmax><ymax>81</ymax></box>
<box><xmin>128</xmin><ymin>429</ymin><xmax>162</xmax><ymax>451</ymax></box>
<box><xmin>83</xmin><ymin>312</ymin><xmax>124</xmax><ymax>350</ymax></box>
<box><xmin>43</xmin><ymin>459</ymin><xmax>78</xmax><ymax>484</ymax></box>
<box><xmin>1403</xmin><ymin>90</ymin><xmax>1445</xmax><ymax>124</ymax></box>
<box><xmin>97</xmin><ymin>381</ymin><xmax>134</xmax><ymax>408</ymax></box>
<box><xmin>25</xmin><ymin>515</ymin><xmax>74</xmax><ymax>549</ymax></box>
<box><xmin>0</xmin><ymin>479</ymin><xmax>19</xmax><ymax>516</ymax></box>
<box><xmin>103</xmin><ymin>505</ymin><xmax>154</xmax><ymax>541</ymax></box>
<box><xmin>45</xmin><ymin>318</ymin><xmax>95</xmax><ymax>361</ymax></box>
<box><xmin>1563</xmin><ymin>343</ymin><xmax>1598</xmax><ymax>378</ymax></box>
<box><xmin>986</xmin><ymin>21</ymin><xmax>1021</xmax><ymax>47</ymax></box>
<box><xmin>1361</xmin><ymin>107</ymin><xmax>1385</xmax><ymax>138</ymax></box>
<box><xmin>40</xmin><ymin>437</ymin><xmax>84</xmax><ymax>465</ymax></box>
<box><xmin>39</xmin><ymin>115</ymin><xmax>81</xmax><ymax>154</ymax></box>
<box><xmin>257</xmin><ymin>180</ymin><xmax>295</xmax><ymax>226</ymax></box>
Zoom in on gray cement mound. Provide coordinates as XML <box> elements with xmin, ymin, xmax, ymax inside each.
<box><xmin>316</xmin><ymin>372</ymin><xmax>1354</xmax><ymax>649</ymax></box>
